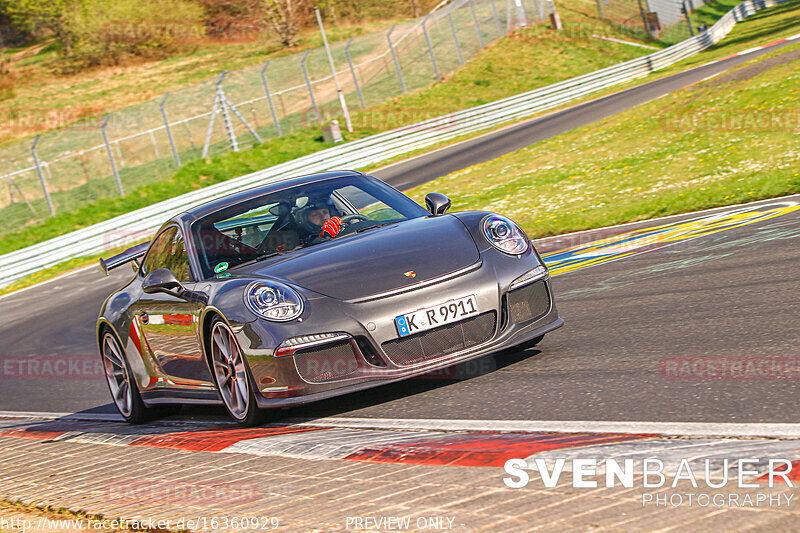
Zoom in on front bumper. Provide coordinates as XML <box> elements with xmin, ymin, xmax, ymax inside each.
<box><xmin>237</xmin><ymin>255</ymin><xmax>563</xmax><ymax>408</ymax></box>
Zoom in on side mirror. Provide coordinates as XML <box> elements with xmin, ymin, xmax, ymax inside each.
<box><xmin>425</xmin><ymin>193</ymin><xmax>451</xmax><ymax>216</ymax></box>
<box><xmin>142</xmin><ymin>268</ymin><xmax>184</xmax><ymax>296</ymax></box>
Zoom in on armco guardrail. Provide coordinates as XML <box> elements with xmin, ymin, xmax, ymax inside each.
<box><xmin>0</xmin><ymin>0</ymin><xmax>786</xmax><ymax>289</ymax></box>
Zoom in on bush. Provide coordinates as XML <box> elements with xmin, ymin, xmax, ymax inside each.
<box><xmin>66</xmin><ymin>0</ymin><xmax>206</xmax><ymax>65</ymax></box>
<box><xmin>0</xmin><ymin>53</ymin><xmax>15</xmax><ymax>100</ymax></box>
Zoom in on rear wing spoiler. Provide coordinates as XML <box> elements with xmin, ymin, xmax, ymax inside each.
<box><xmin>99</xmin><ymin>242</ymin><xmax>150</xmax><ymax>276</ymax></box>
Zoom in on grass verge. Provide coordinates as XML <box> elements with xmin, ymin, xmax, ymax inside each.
<box><xmin>405</xmin><ymin>41</ymin><xmax>800</xmax><ymax>238</ymax></box>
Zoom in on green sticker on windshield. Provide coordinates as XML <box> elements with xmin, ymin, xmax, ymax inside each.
<box><xmin>214</xmin><ymin>262</ymin><xmax>229</xmax><ymax>274</ymax></box>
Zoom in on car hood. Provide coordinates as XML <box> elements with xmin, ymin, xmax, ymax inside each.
<box><xmin>243</xmin><ymin>215</ymin><xmax>481</xmax><ymax>301</ymax></box>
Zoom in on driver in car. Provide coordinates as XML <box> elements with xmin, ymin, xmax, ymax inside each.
<box><xmin>298</xmin><ymin>197</ymin><xmax>344</xmax><ymax>244</ymax></box>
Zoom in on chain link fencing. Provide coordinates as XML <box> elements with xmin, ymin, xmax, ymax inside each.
<box><xmin>0</xmin><ymin>0</ymin><xmax>556</xmax><ymax>238</ymax></box>
<box><xmin>586</xmin><ymin>0</ymin><xmax>707</xmax><ymax>42</ymax></box>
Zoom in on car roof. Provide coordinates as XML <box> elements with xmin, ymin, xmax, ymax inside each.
<box><xmin>172</xmin><ymin>170</ymin><xmax>366</xmax><ymax>224</ymax></box>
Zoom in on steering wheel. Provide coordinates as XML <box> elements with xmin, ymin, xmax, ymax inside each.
<box><xmin>342</xmin><ymin>214</ymin><xmax>369</xmax><ymax>225</ymax></box>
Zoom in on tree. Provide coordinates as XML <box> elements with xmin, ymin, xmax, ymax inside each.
<box><xmin>264</xmin><ymin>0</ymin><xmax>311</xmax><ymax>47</ymax></box>
<box><xmin>0</xmin><ymin>0</ymin><xmax>79</xmax><ymax>54</ymax></box>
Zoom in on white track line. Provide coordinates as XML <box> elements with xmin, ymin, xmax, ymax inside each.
<box><xmin>0</xmin><ymin>410</ymin><xmax>123</xmax><ymax>422</ymax></box>
<box><xmin>290</xmin><ymin>418</ymin><xmax>800</xmax><ymax>439</ymax></box>
<box><xmin>3</xmin><ymin>410</ymin><xmax>799</xmax><ymax>439</ymax></box>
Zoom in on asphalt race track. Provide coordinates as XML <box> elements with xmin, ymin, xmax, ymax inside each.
<box><xmin>1</xmin><ymin>39</ymin><xmax>798</xmax><ymax>425</ymax></box>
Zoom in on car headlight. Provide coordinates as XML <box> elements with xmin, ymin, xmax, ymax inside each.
<box><xmin>244</xmin><ymin>281</ymin><xmax>303</xmax><ymax>322</ymax></box>
<box><xmin>483</xmin><ymin>215</ymin><xmax>529</xmax><ymax>255</ymax></box>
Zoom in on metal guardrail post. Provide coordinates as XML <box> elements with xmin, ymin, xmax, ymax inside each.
<box><xmin>30</xmin><ymin>135</ymin><xmax>55</xmax><ymax>216</ymax></box>
<box><xmin>301</xmin><ymin>50</ymin><xmax>322</xmax><ymax>124</ymax></box>
<box><xmin>386</xmin><ymin>25</ymin><xmax>407</xmax><ymax>93</ymax></box>
<box><xmin>468</xmin><ymin>0</ymin><xmax>485</xmax><ymax>48</ymax></box>
<box><xmin>447</xmin><ymin>10</ymin><xmax>465</xmax><ymax>65</ymax></box>
<box><xmin>101</xmin><ymin>115</ymin><xmax>125</xmax><ymax>197</ymax></box>
<box><xmin>422</xmin><ymin>14</ymin><xmax>441</xmax><ymax>80</ymax></box>
<box><xmin>215</xmin><ymin>72</ymin><xmax>239</xmax><ymax>152</ymax></box>
<box><xmin>489</xmin><ymin>0</ymin><xmax>504</xmax><ymax>35</ymax></box>
<box><xmin>260</xmin><ymin>61</ymin><xmax>283</xmax><ymax>136</ymax></box>
<box><xmin>345</xmin><ymin>38</ymin><xmax>365</xmax><ymax>109</ymax></box>
<box><xmin>160</xmin><ymin>92</ymin><xmax>181</xmax><ymax>167</ymax></box>
<box><xmin>683</xmin><ymin>1</ymin><xmax>695</xmax><ymax>36</ymax></box>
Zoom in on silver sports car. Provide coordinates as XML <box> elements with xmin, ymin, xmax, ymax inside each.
<box><xmin>97</xmin><ymin>171</ymin><xmax>563</xmax><ymax>425</ymax></box>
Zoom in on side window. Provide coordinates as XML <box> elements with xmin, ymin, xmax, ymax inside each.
<box><xmin>141</xmin><ymin>228</ymin><xmax>176</xmax><ymax>276</ymax></box>
<box><xmin>141</xmin><ymin>227</ymin><xmax>192</xmax><ymax>282</ymax></box>
<box><xmin>164</xmin><ymin>233</ymin><xmax>192</xmax><ymax>283</ymax></box>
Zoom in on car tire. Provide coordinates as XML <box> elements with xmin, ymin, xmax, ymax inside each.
<box><xmin>100</xmin><ymin>328</ymin><xmax>172</xmax><ymax>424</ymax></box>
<box><xmin>208</xmin><ymin>316</ymin><xmax>267</xmax><ymax>426</ymax></box>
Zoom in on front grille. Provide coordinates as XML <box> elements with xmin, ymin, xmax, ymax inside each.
<box><xmin>293</xmin><ymin>341</ymin><xmax>359</xmax><ymax>383</ymax></box>
<box><xmin>382</xmin><ymin>312</ymin><xmax>496</xmax><ymax>367</ymax></box>
<box><xmin>507</xmin><ymin>280</ymin><xmax>550</xmax><ymax>324</ymax></box>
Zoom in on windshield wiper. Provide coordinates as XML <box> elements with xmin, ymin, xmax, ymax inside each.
<box><xmin>354</xmin><ymin>221</ymin><xmax>397</xmax><ymax>234</ymax></box>
<box><xmin>255</xmin><ymin>250</ymin><xmax>287</xmax><ymax>262</ymax></box>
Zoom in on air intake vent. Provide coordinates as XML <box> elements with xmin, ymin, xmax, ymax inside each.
<box><xmin>382</xmin><ymin>312</ymin><xmax>496</xmax><ymax>366</ymax></box>
<box><xmin>293</xmin><ymin>341</ymin><xmax>359</xmax><ymax>383</ymax></box>
<box><xmin>507</xmin><ymin>280</ymin><xmax>550</xmax><ymax>324</ymax></box>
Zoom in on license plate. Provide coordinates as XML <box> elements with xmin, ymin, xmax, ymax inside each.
<box><xmin>395</xmin><ymin>295</ymin><xmax>479</xmax><ymax>337</ymax></box>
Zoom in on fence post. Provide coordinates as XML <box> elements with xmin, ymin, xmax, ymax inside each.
<box><xmin>30</xmin><ymin>135</ymin><xmax>55</xmax><ymax>216</ymax></box>
<box><xmin>345</xmin><ymin>38</ymin><xmax>365</xmax><ymax>108</ymax></box>
<box><xmin>637</xmin><ymin>0</ymin><xmax>652</xmax><ymax>39</ymax></box>
<box><xmin>149</xmin><ymin>130</ymin><xmax>160</xmax><ymax>159</ymax></box>
<box><xmin>316</xmin><ymin>8</ymin><xmax>353</xmax><ymax>132</ymax></box>
<box><xmin>468</xmin><ymin>0</ymin><xmax>485</xmax><ymax>48</ymax></box>
<box><xmin>682</xmin><ymin>0</ymin><xmax>695</xmax><ymax>36</ymax></box>
<box><xmin>201</xmin><ymin>90</ymin><xmax>220</xmax><ymax>159</ymax></box>
<box><xmin>422</xmin><ymin>14</ymin><xmax>441</xmax><ymax>80</ymax></box>
<box><xmin>386</xmin><ymin>25</ymin><xmax>407</xmax><ymax>93</ymax></box>
<box><xmin>489</xmin><ymin>0</ymin><xmax>504</xmax><ymax>35</ymax></box>
<box><xmin>216</xmin><ymin>72</ymin><xmax>238</xmax><ymax>152</ymax></box>
<box><xmin>447</xmin><ymin>10</ymin><xmax>465</xmax><ymax>65</ymax></box>
<box><xmin>301</xmin><ymin>50</ymin><xmax>322</xmax><ymax>124</ymax></box>
<box><xmin>160</xmin><ymin>92</ymin><xmax>181</xmax><ymax>167</ymax></box>
<box><xmin>260</xmin><ymin>61</ymin><xmax>283</xmax><ymax>136</ymax></box>
<box><xmin>595</xmin><ymin>0</ymin><xmax>604</xmax><ymax>19</ymax></box>
<box><xmin>101</xmin><ymin>115</ymin><xmax>125</xmax><ymax>197</ymax></box>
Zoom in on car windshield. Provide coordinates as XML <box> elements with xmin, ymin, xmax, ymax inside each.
<box><xmin>191</xmin><ymin>175</ymin><xmax>429</xmax><ymax>279</ymax></box>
